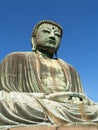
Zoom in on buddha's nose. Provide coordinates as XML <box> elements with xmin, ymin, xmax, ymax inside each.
<box><xmin>49</xmin><ymin>32</ymin><xmax>55</xmax><ymax>40</ymax></box>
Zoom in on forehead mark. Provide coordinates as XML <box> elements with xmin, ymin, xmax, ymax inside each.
<box><xmin>52</xmin><ymin>27</ymin><xmax>54</xmax><ymax>30</ymax></box>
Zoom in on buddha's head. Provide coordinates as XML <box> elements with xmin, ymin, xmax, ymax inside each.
<box><xmin>31</xmin><ymin>20</ymin><xmax>63</xmax><ymax>55</ymax></box>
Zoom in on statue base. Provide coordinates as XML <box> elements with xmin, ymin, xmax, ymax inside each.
<box><xmin>8</xmin><ymin>125</ymin><xmax>98</xmax><ymax>130</ymax></box>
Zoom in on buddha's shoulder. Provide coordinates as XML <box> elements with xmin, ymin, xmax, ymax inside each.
<box><xmin>58</xmin><ymin>58</ymin><xmax>76</xmax><ymax>70</ymax></box>
<box><xmin>58</xmin><ymin>58</ymin><xmax>72</xmax><ymax>67</ymax></box>
<box><xmin>1</xmin><ymin>52</ymin><xmax>35</xmax><ymax>63</ymax></box>
<box><xmin>4</xmin><ymin>51</ymin><xmax>34</xmax><ymax>58</ymax></box>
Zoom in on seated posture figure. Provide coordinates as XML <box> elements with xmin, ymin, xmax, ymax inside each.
<box><xmin>0</xmin><ymin>20</ymin><xmax>98</xmax><ymax>128</ymax></box>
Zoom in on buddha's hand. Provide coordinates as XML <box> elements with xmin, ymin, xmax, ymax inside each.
<box><xmin>45</xmin><ymin>92</ymin><xmax>91</xmax><ymax>104</ymax></box>
<box><xmin>45</xmin><ymin>92</ymin><xmax>74</xmax><ymax>102</ymax></box>
<box><xmin>29</xmin><ymin>93</ymin><xmax>45</xmax><ymax>98</ymax></box>
<box><xmin>71</xmin><ymin>97</ymin><xmax>83</xmax><ymax>104</ymax></box>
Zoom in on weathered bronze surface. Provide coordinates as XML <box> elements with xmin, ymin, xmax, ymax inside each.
<box><xmin>0</xmin><ymin>20</ymin><xmax>98</xmax><ymax>130</ymax></box>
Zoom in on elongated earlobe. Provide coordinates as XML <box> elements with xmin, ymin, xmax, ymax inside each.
<box><xmin>31</xmin><ymin>38</ymin><xmax>36</xmax><ymax>51</ymax></box>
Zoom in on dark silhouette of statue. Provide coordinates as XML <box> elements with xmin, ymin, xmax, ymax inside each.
<box><xmin>0</xmin><ymin>20</ymin><xmax>98</xmax><ymax>129</ymax></box>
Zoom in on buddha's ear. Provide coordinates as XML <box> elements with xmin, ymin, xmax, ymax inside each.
<box><xmin>31</xmin><ymin>37</ymin><xmax>36</xmax><ymax>51</ymax></box>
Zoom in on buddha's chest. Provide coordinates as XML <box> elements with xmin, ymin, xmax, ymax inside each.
<box><xmin>39</xmin><ymin>59</ymin><xmax>67</xmax><ymax>92</ymax></box>
<box><xmin>40</xmin><ymin>58</ymin><xmax>64</xmax><ymax>77</ymax></box>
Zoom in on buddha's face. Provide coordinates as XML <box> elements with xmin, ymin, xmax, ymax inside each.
<box><xmin>34</xmin><ymin>23</ymin><xmax>62</xmax><ymax>54</ymax></box>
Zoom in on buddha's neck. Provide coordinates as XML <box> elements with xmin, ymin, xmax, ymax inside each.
<box><xmin>36</xmin><ymin>50</ymin><xmax>54</xmax><ymax>59</ymax></box>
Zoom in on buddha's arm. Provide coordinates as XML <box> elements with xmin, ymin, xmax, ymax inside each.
<box><xmin>0</xmin><ymin>52</ymin><xmax>27</xmax><ymax>92</ymax></box>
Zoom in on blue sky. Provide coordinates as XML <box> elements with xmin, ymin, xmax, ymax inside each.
<box><xmin>0</xmin><ymin>0</ymin><xmax>98</xmax><ymax>102</ymax></box>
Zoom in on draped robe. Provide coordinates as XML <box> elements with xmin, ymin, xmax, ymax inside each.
<box><xmin>0</xmin><ymin>52</ymin><xmax>98</xmax><ymax>128</ymax></box>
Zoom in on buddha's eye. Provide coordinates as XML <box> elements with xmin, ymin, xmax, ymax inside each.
<box><xmin>55</xmin><ymin>33</ymin><xmax>61</xmax><ymax>38</ymax></box>
<box><xmin>42</xmin><ymin>29</ymin><xmax>50</xmax><ymax>33</ymax></box>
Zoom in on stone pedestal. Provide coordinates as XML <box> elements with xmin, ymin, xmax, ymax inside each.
<box><xmin>8</xmin><ymin>125</ymin><xmax>98</xmax><ymax>130</ymax></box>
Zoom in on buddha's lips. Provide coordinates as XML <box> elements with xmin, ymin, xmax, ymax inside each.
<box><xmin>47</xmin><ymin>40</ymin><xmax>56</xmax><ymax>44</ymax></box>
